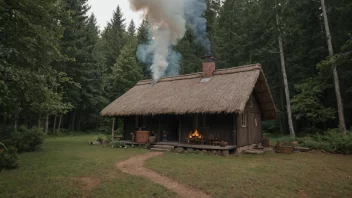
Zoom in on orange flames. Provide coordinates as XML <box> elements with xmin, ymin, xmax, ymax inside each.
<box><xmin>189</xmin><ymin>130</ymin><xmax>202</xmax><ymax>139</ymax></box>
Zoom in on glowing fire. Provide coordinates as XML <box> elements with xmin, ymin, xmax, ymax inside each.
<box><xmin>189</xmin><ymin>130</ymin><xmax>202</xmax><ymax>139</ymax></box>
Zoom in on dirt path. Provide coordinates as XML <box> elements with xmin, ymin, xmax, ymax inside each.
<box><xmin>116</xmin><ymin>152</ymin><xmax>211</xmax><ymax>198</ymax></box>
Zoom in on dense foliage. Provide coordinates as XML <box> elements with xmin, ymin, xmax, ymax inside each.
<box><xmin>0</xmin><ymin>0</ymin><xmax>351</xmax><ymax>136</ymax></box>
<box><xmin>1</xmin><ymin>126</ymin><xmax>45</xmax><ymax>152</ymax></box>
<box><xmin>0</xmin><ymin>143</ymin><xmax>20</xmax><ymax>169</ymax></box>
<box><xmin>301</xmin><ymin>129</ymin><xmax>352</xmax><ymax>154</ymax></box>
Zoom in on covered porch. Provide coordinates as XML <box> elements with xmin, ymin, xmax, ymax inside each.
<box><xmin>121</xmin><ymin>113</ymin><xmax>237</xmax><ymax>147</ymax></box>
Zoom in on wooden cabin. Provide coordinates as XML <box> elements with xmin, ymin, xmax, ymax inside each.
<box><xmin>101</xmin><ymin>58</ymin><xmax>276</xmax><ymax>149</ymax></box>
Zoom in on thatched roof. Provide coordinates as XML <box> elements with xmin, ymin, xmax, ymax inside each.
<box><xmin>101</xmin><ymin>64</ymin><xmax>276</xmax><ymax>120</ymax></box>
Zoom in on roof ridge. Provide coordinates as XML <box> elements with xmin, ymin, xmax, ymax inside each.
<box><xmin>137</xmin><ymin>64</ymin><xmax>261</xmax><ymax>86</ymax></box>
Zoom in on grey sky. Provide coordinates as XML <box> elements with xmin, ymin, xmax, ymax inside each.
<box><xmin>88</xmin><ymin>0</ymin><xmax>143</xmax><ymax>31</ymax></box>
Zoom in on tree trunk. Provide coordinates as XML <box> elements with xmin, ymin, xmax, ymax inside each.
<box><xmin>77</xmin><ymin>115</ymin><xmax>81</xmax><ymax>132</ymax></box>
<box><xmin>276</xmin><ymin>9</ymin><xmax>295</xmax><ymax>138</ymax></box>
<box><xmin>53</xmin><ymin>115</ymin><xmax>57</xmax><ymax>134</ymax></box>
<box><xmin>112</xmin><ymin>118</ymin><xmax>115</xmax><ymax>141</ymax></box>
<box><xmin>280</xmin><ymin>81</ymin><xmax>286</xmax><ymax>134</ymax></box>
<box><xmin>321</xmin><ymin>0</ymin><xmax>347</xmax><ymax>133</ymax></box>
<box><xmin>57</xmin><ymin>114</ymin><xmax>62</xmax><ymax>133</ymax></box>
<box><xmin>71</xmin><ymin>110</ymin><xmax>76</xmax><ymax>131</ymax></box>
<box><xmin>95</xmin><ymin>118</ymin><xmax>99</xmax><ymax>131</ymax></box>
<box><xmin>45</xmin><ymin>114</ymin><xmax>49</xmax><ymax>134</ymax></box>
<box><xmin>38</xmin><ymin>114</ymin><xmax>42</xmax><ymax>128</ymax></box>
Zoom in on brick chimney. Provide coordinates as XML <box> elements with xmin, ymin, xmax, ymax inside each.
<box><xmin>202</xmin><ymin>55</ymin><xmax>215</xmax><ymax>78</ymax></box>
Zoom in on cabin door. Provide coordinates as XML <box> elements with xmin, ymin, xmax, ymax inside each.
<box><xmin>248</xmin><ymin>113</ymin><xmax>261</xmax><ymax>144</ymax></box>
<box><xmin>254</xmin><ymin>113</ymin><xmax>262</xmax><ymax>143</ymax></box>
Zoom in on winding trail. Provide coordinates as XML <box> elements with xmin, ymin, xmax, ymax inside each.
<box><xmin>116</xmin><ymin>152</ymin><xmax>211</xmax><ymax>198</ymax></box>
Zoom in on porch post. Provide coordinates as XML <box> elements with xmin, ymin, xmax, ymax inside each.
<box><xmin>111</xmin><ymin>117</ymin><xmax>115</xmax><ymax>141</ymax></box>
<box><xmin>158</xmin><ymin>117</ymin><xmax>161</xmax><ymax>142</ymax></box>
<box><xmin>178</xmin><ymin>117</ymin><xmax>182</xmax><ymax>143</ymax></box>
<box><xmin>233</xmin><ymin>114</ymin><xmax>237</xmax><ymax>146</ymax></box>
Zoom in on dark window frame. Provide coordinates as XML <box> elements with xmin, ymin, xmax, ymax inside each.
<box><xmin>241</xmin><ymin>114</ymin><xmax>247</xmax><ymax>128</ymax></box>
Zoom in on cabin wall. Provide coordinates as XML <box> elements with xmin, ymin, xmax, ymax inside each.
<box><xmin>237</xmin><ymin>92</ymin><xmax>262</xmax><ymax>147</ymax></box>
<box><xmin>123</xmin><ymin>114</ymin><xmax>235</xmax><ymax>145</ymax></box>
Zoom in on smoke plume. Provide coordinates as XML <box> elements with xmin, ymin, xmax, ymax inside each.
<box><xmin>130</xmin><ymin>0</ymin><xmax>210</xmax><ymax>81</ymax></box>
<box><xmin>185</xmin><ymin>0</ymin><xmax>211</xmax><ymax>54</ymax></box>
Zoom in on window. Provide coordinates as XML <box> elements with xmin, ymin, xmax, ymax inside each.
<box><xmin>241</xmin><ymin>114</ymin><xmax>247</xmax><ymax>127</ymax></box>
<box><xmin>135</xmin><ymin>116</ymin><xmax>146</xmax><ymax>129</ymax></box>
<box><xmin>254</xmin><ymin>118</ymin><xmax>258</xmax><ymax>127</ymax></box>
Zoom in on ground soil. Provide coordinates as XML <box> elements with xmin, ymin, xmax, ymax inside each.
<box><xmin>71</xmin><ymin>177</ymin><xmax>101</xmax><ymax>191</ymax></box>
<box><xmin>116</xmin><ymin>152</ymin><xmax>211</xmax><ymax>198</ymax></box>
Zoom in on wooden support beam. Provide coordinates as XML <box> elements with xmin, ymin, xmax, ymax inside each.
<box><xmin>233</xmin><ymin>114</ymin><xmax>237</xmax><ymax>146</ymax></box>
<box><xmin>111</xmin><ymin>118</ymin><xmax>115</xmax><ymax>141</ymax></box>
<box><xmin>158</xmin><ymin>117</ymin><xmax>161</xmax><ymax>142</ymax></box>
<box><xmin>178</xmin><ymin>118</ymin><xmax>182</xmax><ymax>143</ymax></box>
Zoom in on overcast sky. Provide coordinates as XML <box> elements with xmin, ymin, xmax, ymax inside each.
<box><xmin>88</xmin><ymin>0</ymin><xmax>143</xmax><ymax>31</ymax></box>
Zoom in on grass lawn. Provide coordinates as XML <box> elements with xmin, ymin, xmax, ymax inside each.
<box><xmin>146</xmin><ymin>152</ymin><xmax>352</xmax><ymax>198</ymax></box>
<box><xmin>0</xmin><ymin>135</ymin><xmax>176</xmax><ymax>198</ymax></box>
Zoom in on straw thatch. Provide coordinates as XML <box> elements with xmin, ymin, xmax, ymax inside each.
<box><xmin>101</xmin><ymin>64</ymin><xmax>276</xmax><ymax>120</ymax></box>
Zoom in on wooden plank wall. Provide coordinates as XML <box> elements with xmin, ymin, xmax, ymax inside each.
<box><xmin>123</xmin><ymin>113</ymin><xmax>239</xmax><ymax>146</ymax></box>
<box><xmin>237</xmin><ymin>92</ymin><xmax>262</xmax><ymax>147</ymax></box>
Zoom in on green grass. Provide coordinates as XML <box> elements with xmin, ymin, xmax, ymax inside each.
<box><xmin>3</xmin><ymin>134</ymin><xmax>352</xmax><ymax>198</ymax></box>
<box><xmin>0</xmin><ymin>135</ymin><xmax>176</xmax><ymax>198</ymax></box>
<box><xmin>146</xmin><ymin>152</ymin><xmax>352</xmax><ymax>198</ymax></box>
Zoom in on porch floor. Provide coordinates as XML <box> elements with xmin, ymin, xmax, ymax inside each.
<box><xmin>155</xmin><ymin>141</ymin><xmax>236</xmax><ymax>150</ymax></box>
<box><xmin>121</xmin><ymin>140</ymin><xmax>147</xmax><ymax>146</ymax></box>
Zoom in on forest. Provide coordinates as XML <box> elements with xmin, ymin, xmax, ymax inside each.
<box><xmin>0</xmin><ymin>0</ymin><xmax>351</xmax><ymax>137</ymax></box>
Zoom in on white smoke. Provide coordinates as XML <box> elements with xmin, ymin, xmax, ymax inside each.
<box><xmin>130</xmin><ymin>0</ymin><xmax>209</xmax><ymax>81</ymax></box>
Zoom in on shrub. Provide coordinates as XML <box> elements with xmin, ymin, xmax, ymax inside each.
<box><xmin>3</xmin><ymin>126</ymin><xmax>45</xmax><ymax>152</ymax></box>
<box><xmin>301</xmin><ymin>129</ymin><xmax>352</xmax><ymax>154</ymax></box>
<box><xmin>0</xmin><ymin>143</ymin><xmax>20</xmax><ymax>170</ymax></box>
<box><xmin>112</xmin><ymin>141</ymin><xmax>126</xmax><ymax>148</ymax></box>
<box><xmin>97</xmin><ymin>137</ymin><xmax>103</xmax><ymax>144</ymax></box>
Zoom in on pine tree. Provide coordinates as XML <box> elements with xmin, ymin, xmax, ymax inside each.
<box><xmin>128</xmin><ymin>20</ymin><xmax>136</xmax><ymax>38</ymax></box>
<box><xmin>106</xmin><ymin>41</ymin><xmax>143</xmax><ymax>100</ymax></box>
<box><xmin>101</xmin><ymin>6</ymin><xmax>127</xmax><ymax>72</ymax></box>
<box><xmin>176</xmin><ymin>31</ymin><xmax>202</xmax><ymax>74</ymax></box>
<box><xmin>136</xmin><ymin>19</ymin><xmax>150</xmax><ymax>78</ymax></box>
<box><xmin>137</xmin><ymin>19</ymin><xmax>148</xmax><ymax>44</ymax></box>
<box><xmin>57</xmin><ymin>0</ymin><xmax>102</xmax><ymax>130</ymax></box>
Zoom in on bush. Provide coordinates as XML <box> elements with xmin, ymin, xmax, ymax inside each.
<box><xmin>0</xmin><ymin>143</ymin><xmax>20</xmax><ymax>170</ymax></box>
<box><xmin>112</xmin><ymin>141</ymin><xmax>126</xmax><ymax>148</ymax></box>
<box><xmin>97</xmin><ymin>137</ymin><xmax>103</xmax><ymax>144</ymax></box>
<box><xmin>3</xmin><ymin>126</ymin><xmax>45</xmax><ymax>152</ymax></box>
<box><xmin>301</xmin><ymin>129</ymin><xmax>352</xmax><ymax>154</ymax></box>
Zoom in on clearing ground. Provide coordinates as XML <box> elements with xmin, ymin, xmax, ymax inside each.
<box><xmin>146</xmin><ymin>151</ymin><xmax>352</xmax><ymax>198</ymax></box>
<box><xmin>0</xmin><ymin>135</ymin><xmax>176</xmax><ymax>198</ymax></box>
<box><xmin>1</xmin><ymin>135</ymin><xmax>352</xmax><ymax>198</ymax></box>
<box><xmin>117</xmin><ymin>152</ymin><xmax>210</xmax><ymax>198</ymax></box>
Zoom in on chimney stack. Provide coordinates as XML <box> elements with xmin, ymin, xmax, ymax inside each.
<box><xmin>202</xmin><ymin>55</ymin><xmax>215</xmax><ymax>78</ymax></box>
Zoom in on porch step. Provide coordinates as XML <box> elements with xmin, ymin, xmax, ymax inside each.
<box><xmin>294</xmin><ymin>146</ymin><xmax>311</xmax><ymax>152</ymax></box>
<box><xmin>153</xmin><ymin>145</ymin><xmax>175</xmax><ymax>150</ymax></box>
<box><xmin>150</xmin><ymin>148</ymin><xmax>171</xmax><ymax>152</ymax></box>
<box><xmin>263</xmin><ymin>147</ymin><xmax>274</xmax><ymax>153</ymax></box>
<box><xmin>150</xmin><ymin>144</ymin><xmax>174</xmax><ymax>152</ymax></box>
<box><xmin>243</xmin><ymin>149</ymin><xmax>266</xmax><ymax>155</ymax></box>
